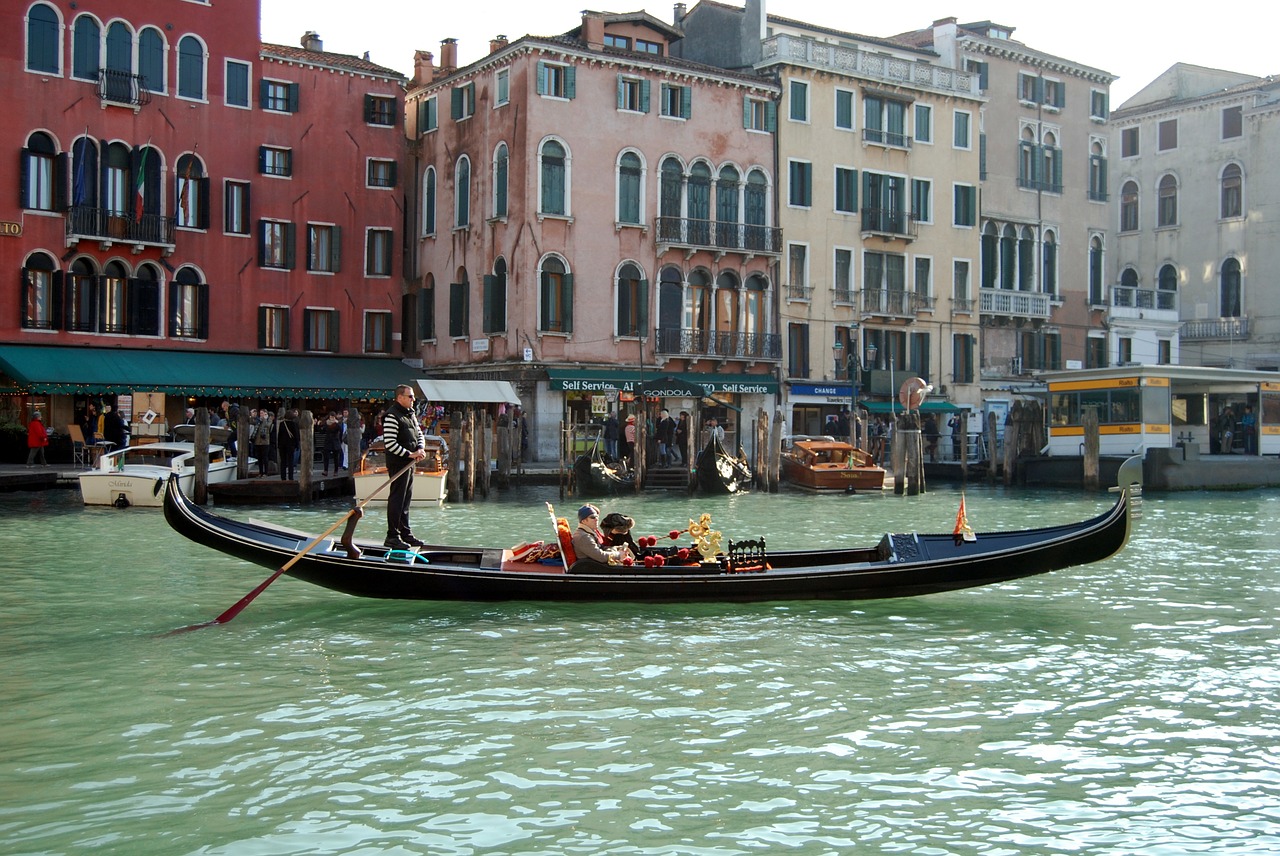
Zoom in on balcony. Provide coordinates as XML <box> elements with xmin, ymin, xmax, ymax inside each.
<box><xmin>1110</xmin><ymin>285</ymin><xmax>1179</xmax><ymax>324</ymax></box>
<box><xmin>786</xmin><ymin>283</ymin><xmax>812</xmax><ymax>301</ymax></box>
<box><xmin>861</xmin><ymin>288</ymin><xmax>932</xmax><ymax>320</ymax></box>
<box><xmin>66</xmin><ymin>205</ymin><xmax>175</xmax><ymax>251</ymax></box>
<box><xmin>656</xmin><ymin>327</ymin><xmax>782</xmax><ymax>362</ymax></box>
<box><xmin>862</xmin><ymin>128</ymin><xmax>912</xmax><ymax>149</ymax></box>
<box><xmin>655</xmin><ymin>216</ymin><xmax>782</xmax><ymax>257</ymax></box>
<box><xmin>861</xmin><ymin>207</ymin><xmax>918</xmax><ymax>241</ymax></box>
<box><xmin>98</xmin><ymin>69</ymin><xmax>152</xmax><ymax>109</ymax></box>
<box><xmin>979</xmin><ymin>288</ymin><xmax>1051</xmax><ymax>320</ymax></box>
<box><xmin>761</xmin><ymin>33</ymin><xmax>980</xmax><ymax>97</ymax></box>
<box><xmin>1180</xmin><ymin>317</ymin><xmax>1249</xmax><ymax>342</ymax></box>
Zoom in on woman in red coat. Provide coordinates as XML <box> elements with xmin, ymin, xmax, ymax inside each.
<box><xmin>27</xmin><ymin>411</ymin><xmax>49</xmax><ymax>466</ymax></box>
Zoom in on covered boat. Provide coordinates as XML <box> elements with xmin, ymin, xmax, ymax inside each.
<box><xmin>354</xmin><ymin>436</ymin><xmax>448</xmax><ymax>505</ymax></box>
<box><xmin>781</xmin><ymin>436</ymin><xmax>886</xmax><ymax>492</ymax></box>
<box><xmin>696</xmin><ymin>435</ymin><xmax>752</xmax><ymax>494</ymax></box>
<box><xmin>162</xmin><ymin>457</ymin><xmax>1141</xmax><ymax>603</ymax></box>
<box><xmin>572</xmin><ymin>443</ymin><xmax>635</xmax><ymax>495</ymax></box>
<box><xmin>80</xmin><ymin>441</ymin><xmax>237</xmax><ymax>508</ymax></box>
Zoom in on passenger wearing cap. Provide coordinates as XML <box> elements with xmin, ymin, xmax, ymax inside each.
<box><xmin>569</xmin><ymin>504</ymin><xmax>628</xmax><ymax>572</ymax></box>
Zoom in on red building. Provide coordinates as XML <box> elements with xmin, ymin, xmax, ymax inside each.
<box><xmin>3</xmin><ymin>1</ymin><xmax>408</xmax><ymax>436</ymax></box>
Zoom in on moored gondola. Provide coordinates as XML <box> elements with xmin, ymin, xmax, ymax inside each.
<box><xmin>162</xmin><ymin>456</ymin><xmax>1142</xmax><ymax>604</ymax></box>
<box><xmin>572</xmin><ymin>444</ymin><xmax>636</xmax><ymax>495</ymax></box>
<box><xmin>695</xmin><ymin>435</ymin><xmax>752</xmax><ymax>494</ymax></box>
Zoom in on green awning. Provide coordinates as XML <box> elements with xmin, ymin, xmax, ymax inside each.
<box><xmin>861</xmin><ymin>400</ymin><xmax>961</xmax><ymax>413</ymax></box>
<box><xmin>547</xmin><ymin>368</ymin><xmax>777</xmax><ymax>394</ymax></box>
<box><xmin>0</xmin><ymin>344</ymin><xmax>412</xmax><ymax>398</ymax></box>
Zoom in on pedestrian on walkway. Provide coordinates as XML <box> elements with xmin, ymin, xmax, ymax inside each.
<box><xmin>26</xmin><ymin>411</ymin><xmax>49</xmax><ymax>467</ymax></box>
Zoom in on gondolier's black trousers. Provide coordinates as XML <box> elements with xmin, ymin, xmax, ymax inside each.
<box><xmin>387</xmin><ymin>455</ymin><xmax>414</xmax><ymax>538</ymax></box>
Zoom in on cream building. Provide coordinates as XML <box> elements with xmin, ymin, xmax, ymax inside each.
<box><xmin>1109</xmin><ymin>64</ymin><xmax>1280</xmax><ymax>371</ymax></box>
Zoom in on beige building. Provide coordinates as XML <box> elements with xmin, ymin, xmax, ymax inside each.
<box><xmin>901</xmin><ymin>19</ymin><xmax>1116</xmax><ymax>385</ymax></box>
<box><xmin>1109</xmin><ymin>64</ymin><xmax>1280</xmax><ymax>371</ymax></box>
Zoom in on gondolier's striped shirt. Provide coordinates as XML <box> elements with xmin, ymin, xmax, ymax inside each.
<box><xmin>382</xmin><ymin>403</ymin><xmax>424</xmax><ymax>460</ymax></box>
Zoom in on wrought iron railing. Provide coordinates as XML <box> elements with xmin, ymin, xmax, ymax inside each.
<box><xmin>655</xmin><ymin>216</ymin><xmax>782</xmax><ymax>254</ymax></box>
<box><xmin>1112</xmin><ymin>286</ymin><xmax>1177</xmax><ymax>312</ymax></box>
<box><xmin>98</xmin><ymin>69</ymin><xmax>151</xmax><ymax>107</ymax></box>
<box><xmin>656</xmin><ymin>327</ymin><xmax>781</xmax><ymax>360</ymax></box>
<box><xmin>66</xmin><ymin>205</ymin><xmax>175</xmax><ymax>247</ymax></box>
<box><xmin>860</xmin><ymin>207</ymin><xmax>918</xmax><ymax>239</ymax></box>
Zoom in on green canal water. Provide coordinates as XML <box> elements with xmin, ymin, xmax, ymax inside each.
<box><xmin>1</xmin><ymin>483</ymin><xmax>1278</xmax><ymax>854</ymax></box>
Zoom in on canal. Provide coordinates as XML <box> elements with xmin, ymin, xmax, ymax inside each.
<box><xmin>2</xmin><ymin>483</ymin><xmax>1278</xmax><ymax>854</ymax></box>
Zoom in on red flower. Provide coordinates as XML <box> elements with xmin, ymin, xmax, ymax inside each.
<box><xmin>653</xmin><ymin>555</ymin><xmax>666</xmax><ymax>567</ymax></box>
<box><xmin>622</xmin><ymin>556</ymin><xmax>634</xmax><ymax>566</ymax></box>
<box><xmin>643</xmin><ymin>555</ymin><xmax>656</xmax><ymax>568</ymax></box>
<box><xmin>677</xmin><ymin>548</ymin><xmax>690</xmax><ymax>561</ymax></box>
<box><xmin>669</xmin><ymin>530</ymin><xmax>682</xmax><ymax>540</ymax></box>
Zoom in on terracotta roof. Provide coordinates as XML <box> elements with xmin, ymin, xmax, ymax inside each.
<box><xmin>261</xmin><ymin>43</ymin><xmax>406</xmax><ymax>80</ymax></box>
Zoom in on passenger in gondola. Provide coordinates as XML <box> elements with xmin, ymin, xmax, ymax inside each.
<box><xmin>569</xmin><ymin>504</ymin><xmax>628</xmax><ymax>572</ymax></box>
<box><xmin>600</xmin><ymin>512</ymin><xmax>640</xmax><ymax>557</ymax></box>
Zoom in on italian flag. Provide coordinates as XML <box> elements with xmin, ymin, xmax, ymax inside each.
<box><xmin>133</xmin><ymin>146</ymin><xmax>149</xmax><ymax>221</ymax></box>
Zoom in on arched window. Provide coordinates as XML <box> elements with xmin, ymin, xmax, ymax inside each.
<box><xmin>138</xmin><ymin>27</ymin><xmax>165</xmax><ymax>93</ymax></box>
<box><xmin>133</xmin><ymin>263</ymin><xmax>162</xmax><ymax>336</ymax></box>
<box><xmin>1157</xmin><ymin>174</ymin><xmax>1178</xmax><ymax>227</ymax></box>
<box><xmin>616</xmin><ymin>262</ymin><xmax>646</xmax><ymax>337</ymax></box>
<box><xmin>26</xmin><ymin>3</ymin><xmax>60</xmax><ymax>74</ymax></box>
<box><xmin>175</xmin><ymin>154</ymin><xmax>206</xmax><ymax>229</ymax></box>
<box><xmin>1221</xmin><ymin>164</ymin><xmax>1242</xmax><ymax>219</ymax></box>
<box><xmin>1018</xmin><ymin>126</ymin><xmax>1036</xmax><ymax>186</ymax></box>
<box><xmin>101</xmin><ymin>260</ymin><xmax>130</xmax><ymax>334</ymax></box>
<box><xmin>1158</xmin><ymin>264</ymin><xmax>1178</xmax><ymax>311</ymax></box>
<box><xmin>658</xmin><ymin>157</ymin><xmax>683</xmax><ymax>240</ymax></box>
<box><xmin>687</xmin><ymin>163</ymin><xmax>711</xmax><ymax>243</ymax></box>
<box><xmin>539</xmin><ymin>256</ymin><xmax>572</xmax><ymax>333</ymax></box>
<box><xmin>21</xmin><ymin>252</ymin><xmax>59</xmax><ymax>330</ymax></box>
<box><xmin>1120</xmin><ymin>267</ymin><xmax>1138</xmax><ymax>288</ymax></box>
<box><xmin>177</xmin><ymin>35</ymin><xmax>205</xmax><ymax>100</ymax></box>
<box><xmin>1089</xmin><ymin>236</ymin><xmax>1104</xmax><ymax>305</ymax></box>
<box><xmin>980</xmin><ymin>222</ymin><xmax>998</xmax><ymax>290</ymax></box>
<box><xmin>419</xmin><ymin>273</ymin><xmax>435</xmax><ymax>341</ymax></box>
<box><xmin>1042</xmin><ymin>230</ymin><xmax>1058</xmax><ymax>298</ymax></box>
<box><xmin>617</xmin><ymin>151</ymin><xmax>642</xmax><ymax>225</ymax></box>
<box><xmin>999</xmin><ymin>224</ymin><xmax>1016</xmax><ymax>290</ymax></box>
<box><xmin>657</xmin><ymin>265</ymin><xmax>683</xmax><ymax>346</ymax></box>
<box><xmin>67</xmin><ymin>258</ymin><xmax>97</xmax><ymax>332</ymax></box>
<box><xmin>716</xmin><ymin>165</ymin><xmax>740</xmax><ymax>248</ymax></box>
<box><xmin>72</xmin><ymin>15</ymin><xmax>101</xmax><ymax>80</ymax></box>
<box><xmin>744</xmin><ymin>274</ymin><xmax>767</xmax><ymax>342</ymax></box>
<box><xmin>449</xmin><ymin>266</ymin><xmax>469</xmax><ymax>338</ymax></box>
<box><xmin>493</xmin><ymin>143</ymin><xmax>508</xmax><ymax>219</ymax></box>
<box><xmin>1018</xmin><ymin>226</ymin><xmax>1035</xmax><ymax>291</ymax></box>
<box><xmin>715</xmin><ymin>271</ymin><xmax>740</xmax><ymax>347</ymax></box>
<box><xmin>1042</xmin><ymin>131</ymin><xmax>1061</xmax><ymax>191</ymax></box>
<box><xmin>454</xmin><ymin>156</ymin><xmax>470</xmax><ymax>228</ymax></box>
<box><xmin>744</xmin><ymin>169</ymin><xmax>769</xmax><ymax>250</ymax></box>
<box><xmin>422</xmin><ymin>166</ymin><xmax>436</xmax><ymax>235</ymax></box>
<box><xmin>1220</xmin><ymin>258</ymin><xmax>1241</xmax><ymax>318</ymax></box>
<box><xmin>539</xmin><ymin>139</ymin><xmax>567</xmax><ymax>215</ymax></box>
<box><xmin>105</xmin><ymin>21</ymin><xmax>132</xmax><ymax>75</ymax></box>
<box><xmin>1120</xmin><ymin>180</ymin><xmax>1139</xmax><ymax>231</ymax></box>
<box><xmin>686</xmin><ymin>269</ymin><xmax>710</xmax><ymax>344</ymax></box>
<box><xmin>20</xmin><ymin>132</ymin><xmax>57</xmax><ymax>212</ymax></box>
<box><xmin>170</xmin><ymin>265</ymin><xmax>208</xmax><ymax>339</ymax></box>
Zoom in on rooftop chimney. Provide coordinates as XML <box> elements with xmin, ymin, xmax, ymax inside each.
<box><xmin>439</xmin><ymin>38</ymin><xmax>458</xmax><ymax>73</ymax></box>
<box><xmin>490</xmin><ymin>35</ymin><xmax>509</xmax><ymax>54</ymax></box>
<box><xmin>674</xmin><ymin>3</ymin><xmax>687</xmax><ymax>25</ymax></box>
<box><xmin>581</xmin><ymin>12</ymin><xmax>605</xmax><ymax>49</ymax></box>
<box><xmin>932</xmin><ymin>17</ymin><xmax>958</xmax><ymax>26</ymax></box>
<box><xmin>301</xmin><ymin>31</ymin><xmax>323</xmax><ymax>52</ymax></box>
<box><xmin>412</xmin><ymin>50</ymin><xmax>435</xmax><ymax>87</ymax></box>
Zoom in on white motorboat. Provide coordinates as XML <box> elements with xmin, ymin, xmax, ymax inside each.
<box><xmin>353</xmin><ymin>436</ymin><xmax>448</xmax><ymax>506</ymax></box>
<box><xmin>78</xmin><ymin>442</ymin><xmax>239</xmax><ymax>508</ymax></box>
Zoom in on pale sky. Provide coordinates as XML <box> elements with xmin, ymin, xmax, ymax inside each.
<box><xmin>260</xmin><ymin>0</ymin><xmax>1269</xmax><ymax>106</ymax></box>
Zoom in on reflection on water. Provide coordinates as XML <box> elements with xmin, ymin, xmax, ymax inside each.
<box><xmin>1</xmin><ymin>486</ymin><xmax>1279</xmax><ymax>854</ymax></box>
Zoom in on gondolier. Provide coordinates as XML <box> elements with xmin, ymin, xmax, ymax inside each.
<box><xmin>382</xmin><ymin>384</ymin><xmax>428</xmax><ymax>549</ymax></box>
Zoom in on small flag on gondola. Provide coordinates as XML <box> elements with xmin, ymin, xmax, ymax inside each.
<box><xmin>954</xmin><ymin>493</ymin><xmax>976</xmax><ymax>542</ymax></box>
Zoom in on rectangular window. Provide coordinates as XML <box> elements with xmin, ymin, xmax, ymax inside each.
<box><xmin>787</xmin><ymin>243</ymin><xmax>808</xmax><ymax>298</ymax></box>
<box><xmin>418</xmin><ymin>96</ymin><xmax>438</xmax><ymax>133</ymax></box>
<box><xmin>834</xmin><ymin>248</ymin><xmax>853</xmax><ymax>304</ymax></box>
<box><xmin>788</xmin><ymin>160</ymin><xmax>812</xmax><ymax>208</ymax></box>
<box><xmin>635</xmin><ymin>39</ymin><xmax>662</xmax><ymax>55</ymax></box>
<box><xmin>604</xmin><ymin>34</ymin><xmax>631</xmax><ymax>50</ymax></box>
<box><xmin>1222</xmin><ymin>105</ymin><xmax>1243</xmax><ymax>139</ymax></box>
<box><xmin>537</xmin><ymin>61</ymin><xmax>576</xmax><ymax>99</ymax></box>
<box><xmin>1019</xmin><ymin>73</ymin><xmax>1040</xmax><ymax>103</ymax></box>
<box><xmin>259</xmin><ymin>306</ymin><xmax>288</xmax><ymax>350</ymax></box>
<box><xmin>1088</xmin><ymin>154</ymin><xmax>1108</xmax><ymax>202</ymax></box>
<box><xmin>261</xmin><ymin>79</ymin><xmax>298</xmax><ymax>113</ymax></box>
<box><xmin>259</xmin><ymin>146</ymin><xmax>292</xmax><ymax>177</ymax></box>
<box><xmin>620</xmin><ymin>76</ymin><xmax>650</xmax><ymax>113</ymax></box>
<box><xmin>914</xmin><ymin>104</ymin><xmax>932</xmax><ymax>143</ymax></box>
<box><xmin>1043</xmin><ymin>78</ymin><xmax>1064</xmax><ymax>108</ymax></box>
<box><xmin>450</xmin><ymin>280</ymin><xmax>469</xmax><ymax>337</ymax></box>
<box><xmin>788</xmin><ymin>322</ymin><xmax>810</xmax><ymax>379</ymax></box>
<box><xmin>914</xmin><ymin>257</ymin><xmax>931</xmax><ymax>299</ymax></box>
<box><xmin>1086</xmin><ymin>337</ymin><xmax>1107</xmax><ymax>369</ymax></box>
<box><xmin>953</xmin><ymin>111</ymin><xmax>971</xmax><ymax>149</ymax></box>
<box><xmin>911</xmin><ymin>178</ymin><xmax>931</xmax><ymax>223</ymax></box>
<box><xmin>660</xmin><ymin>83</ymin><xmax>690</xmax><ymax>119</ymax></box>
<box><xmin>953</xmin><ymin>334</ymin><xmax>975</xmax><ymax>384</ymax></box>
<box><xmin>225</xmin><ymin>181</ymin><xmax>250</xmax><ymax>234</ymax></box>
<box><xmin>789</xmin><ymin>80</ymin><xmax>808</xmax><ymax>122</ymax></box>
<box><xmin>744</xmin><ymin>96</ymin><xmax>773</xmax><ymax>131</ymax></box>
<box><xmin>483</xmin><ymin>272</ymin><xmax>507</xmax><ymax>335</ymax></box>
<box><xmin>953</xmin><ymin>184</ymin><xmax>976</xmax><ymax>227</ymax></box>
<box><xmin>1090</xmin><ymin>89</ymin><xmax>1109</xmax><ymax>121</ymax></box>
<box><xmin>1121</xmin><ymin>126</ymin><xmax>1139</xmax><ymax>158</ymax></box>
<box><xmin>226</xmin><ymin>60</ymin><xmax>250</xmax><ymax>108</ymax></box>
<box><xmin>451</xmin><ymin>82</ymin><xmax>476</xmax><ymax>120</ymax></box>
<box><xmin>367</xmin><ymin>159</ymin><xmax>397</xmax><ymax>188</ymax></box>
<box><xmin>258</xmin><ymin>220</ymin><xmax>295</xmax><ymax>269</ymax></box>
<box><xmin>953</xmin><ymin>260</ymin><xmax>971</xmax><ymax>303</ymax></box>
<box><xmin>1158</xmin><ymin>119</ymin><xmax>1178</xmax><ymax>151</ymax></box>
<box><xmin>364</xmin><ymin>94</ymin><xmax>396</xmax><ymax>126</ymax></box>
<box><xmin>863</xmin><ymin>251</ymin><xmax>907</xmax><ymax>292</ymax></box>
<box><xmin>835</xmin><ymin>89</ymin><xmax>855</xmax><ymax>130</ymax></box>
<box><xmin>366</xmin><ymin>228</ymin><xmax>393</xmax><ymax>277</ymax></box>
<box><xmin>864</xmin><ymin>95</ymin><xmax>910</xmax><ymax>148</ymax></box>
<box><xmin>303</xmin><ymin>308</ymin><xmax>338</xmax><ymax>352</ymax></box>
<box><xmin>307</xmin><ymin>223</ymin><xmax>340</xmax><ymax>273</ymax></box>
<box><xmin>496</xmin><ymin>69</ymin><xmax>509</xmax><ymax>106</ymax></box>
<box><xmin>364</xmin><ymin>311</ymin><xmax>392</xmax><ymax>354</ymax></box>
<box><xmin>835</xmin><ymin>167</ymin><xmax>857</xmax><ymax>214</ymax></box>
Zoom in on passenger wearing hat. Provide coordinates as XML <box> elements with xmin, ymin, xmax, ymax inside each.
<box><xmin>570</xmin><ymin>504</ymin><xmax>627</xmax><ymax>571</ymax></box>
<box><xmin>26</xmin><ymin>411</ymin><xmax>48</xmax><ymax>467</ymax></box>
<box><xmin>600</xmin><ymin>512</ymin><xmax>640</xmax><ymax>556</ymax></box>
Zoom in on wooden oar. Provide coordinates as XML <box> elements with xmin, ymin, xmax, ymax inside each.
<box><xmin>165</xmin><ymin>460</ymin><xmax>417</xmax><ymax>634</ymax></box>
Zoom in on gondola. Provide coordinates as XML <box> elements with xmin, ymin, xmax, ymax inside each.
<box><xmin>572</xmin><ymin>443</ymin><xmax>635</xmax><ymax>495</ymax></box>
<box><xmin>162</xmin><ymin>456</ymin><xmax>1142</xmax><ymax>604</ymax></box>
<box><xmin>695</xmin><ymin>435</ymin><xmax>752</xmax><ymax>494</ymax></box>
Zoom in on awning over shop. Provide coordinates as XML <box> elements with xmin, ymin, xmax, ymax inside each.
<box><xmin>546</xmin><ymin>368</ymin><xmax>777</xmax><ymax>395</ymax></box>
<box><xmin>861</xmin><ymin>400</ymin><xmax>961</xmax><ymax>414</ymax></box>
<box><xmin>415</xmin><ymin>378</ymin><xmax>520</xmax><ymax>405</ymax></box>
<box><xmin>0</xmin><ymin>343</ymin><xmax>410</xmax><ymax>398</ymax></box>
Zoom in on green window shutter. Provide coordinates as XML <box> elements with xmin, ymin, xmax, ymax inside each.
<box><xmin>978</xmin><ymin>62</ymin><xmax>988</xmax><ymax>90</ymax></box>
<box><xmin>850</xmin><ymin>169</ymin><xmax>858</xmax><ymax>210</ymax></box>
<box><xmin>640</xmin><ymin>80</ymin><xmax>650</xmax><ymax>113</ymax></box>
<box><xmin>363</xmin><ymin>94</ymin><xmax>375</xmax><ymax>123</ymax></box>
<box><xmin>451</xmin><ymin>87</ymin><xmax>463</xmax><ymax>119</ymax></box>
<box><xmin>284</xmin><ymin>223</ymin><xmax>296</xmax><ymax>269</ymax></box>
<box><xmin>638</xmin><ymin>279</ymin><xmax>649</xmax><ymax>331</ymax></box>
<box><xmin>743</xmin><ymin>95</ymin><xmax>751</xmax><ymax>129</ymax></box>
<box><xmin>483</xmin><ymin>274</ymin><xmax>495</xmax><ymax>333</ymax></box>
<box><xmin>617</xmin><ymin>75</ymin><xmax>626</xmax><ymax>109</ymax></box>
<box><xmin>565</xmin><ymin>67</ymin><xmax>576</xmax><ymax>99</ymax></box>
<box><xmin>766</xmin><ymin>101</ymin><xmax>776</xmax><ymax>132</ymax></box>
<box><xmin>258</xmin><ymin>79</ymin><xmax>270</xmax><ymax>108</ymax></box>
<box><xmin>257</xmin><ymin>306</ymin><xmax>268</xmax><ymax>349</ymax></box>
<box><xmin>332</xmin><ymin>226</ymin><xmax>341</xmax><ymax>273</ymax></box>
<box><xmin>287</xmin><ymin>83</ymin><xmax>300</xmax><ymax>113</ymax></box>
<box><xmin>1099</xmin><ymin>157</ymin><xmax>1108</xmax><ymax>194</ymax></box>
<box><xmin>537</xmin><ymin>62</ymin><xmax>547</xmax><ymax>95</ymax></box>
<box><xmin>1033</xmin><ymin>76</ymin><xmax>1044</xmax><ymax>105</ymax></box>
<box><xmin>561</xmin><ymin>273</ymin><xmax>574</xmax><ymax>334</ymax></box>
<box><xmin>979</xmin><ymin>133</ymin><xmax>987</xmax><ymax>177</ymax></box>
<box><xmin>256</xmin><ymin>220</ymin><xmax>267</xmax><ymax>266</ymax></box>
<box><xmin>680</xmin><ymin>86</ymin><xmax>691</xmax><ymax>119</ymax></box>
<box><xmin>1052</xmin><ymin>150</ymin><xmax>1062</xmax><ymax>189</ymax></box>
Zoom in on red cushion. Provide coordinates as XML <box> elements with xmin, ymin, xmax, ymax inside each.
<box><xmin>556</xmin><ymin>518</ymin><xmax>577</xmax><ymax>566</ymax></box>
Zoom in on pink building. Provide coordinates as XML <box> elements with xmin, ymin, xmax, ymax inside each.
<box><xmin>406</xmin><ymin>11</ymin><xmax>782</xmax><ymax>458</ymax></box>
